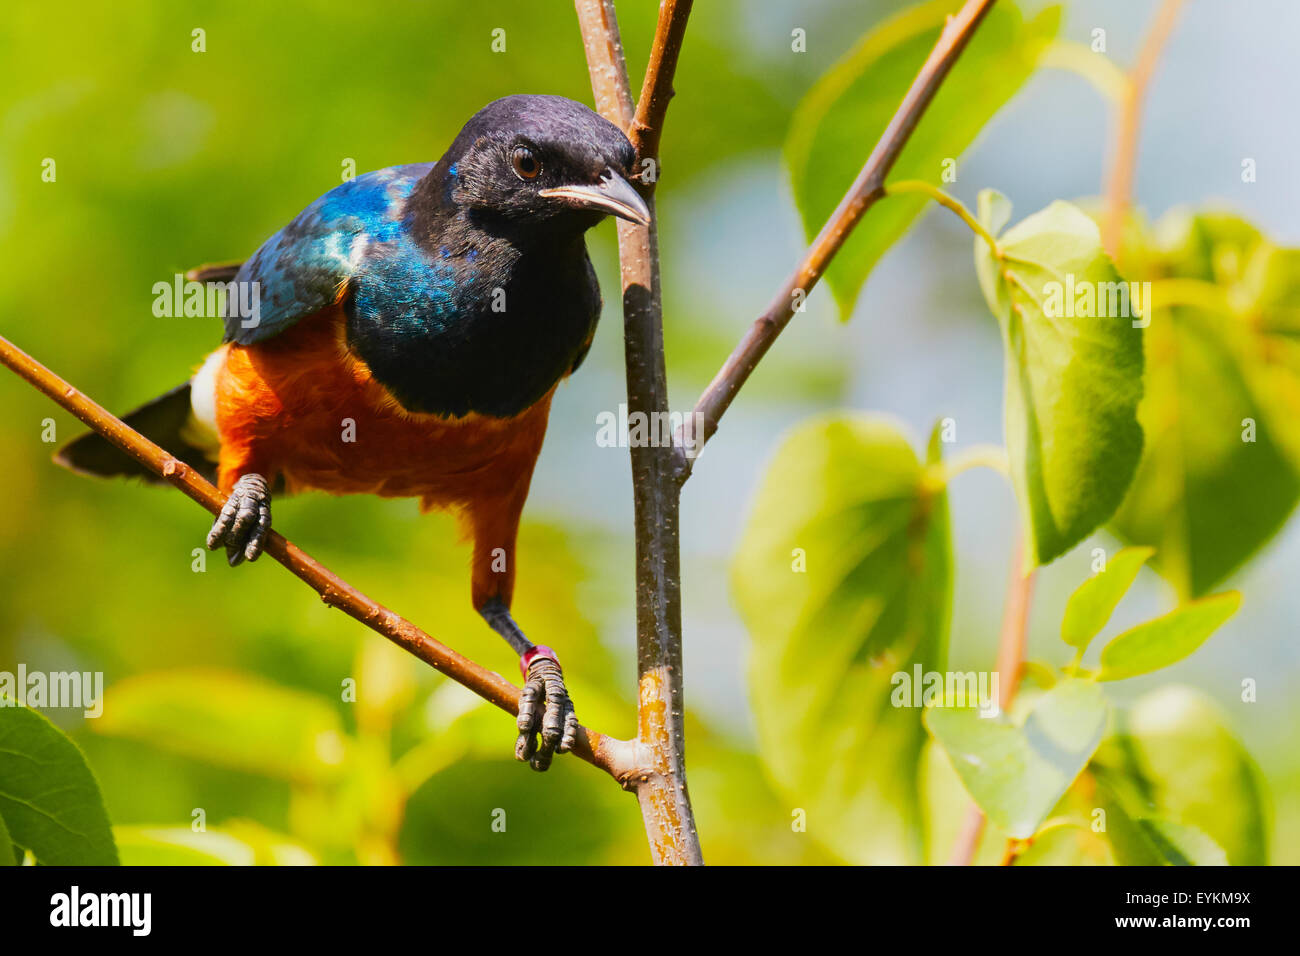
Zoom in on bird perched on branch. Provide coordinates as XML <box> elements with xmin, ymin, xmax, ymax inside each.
<box><xmin>56</xmin><ymin>94</ymin><xmax>650</xmax><ymax>771</ymax></box>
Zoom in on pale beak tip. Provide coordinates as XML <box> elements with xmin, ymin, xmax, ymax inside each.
<box><xmin>540</xmin><ymin>169</ymin><xmax>652</xmax><ymax>228</ymax></box>
<box><xmin>623</xmin><ymin>204</ymin><xmax>653</xmax><ymax>228</ymax></box>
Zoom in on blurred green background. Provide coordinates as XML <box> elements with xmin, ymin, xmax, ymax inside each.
<box><xmin>1</xmin><ymin>0</ymin><xmax>1295</xmax><ymax>864</ymax></box>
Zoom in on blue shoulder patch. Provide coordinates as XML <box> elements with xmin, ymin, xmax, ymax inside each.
<box><xmin>223</xmin><ymin>164</ymin><xmax>432</xmax><ymax>344</ymax></box>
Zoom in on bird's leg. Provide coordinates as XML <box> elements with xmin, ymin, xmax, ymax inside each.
<box><xmin>206</xmin><ymin>472</ymin><xmax>272</xmax><ymax>566</ymax></box>
<box><xmin>468</xmin><ymin>486</ymin><xmax>578</xmax><ymax>770</ymax></box>
<box><xmin>478</xmin><ymin>597</ymin><xmax>578</xmax><ymax>771</ymax></box>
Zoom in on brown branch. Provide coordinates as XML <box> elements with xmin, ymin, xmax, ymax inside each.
<box><xmin>683</xmin><ymin>0</ymin><xmax>998</xmax><ymax>472</ymax></box>
<box><xmin>629</xmin><ymin>0</ymin><xmax>692</xmax><ymax>162</ymax></box>
<box><xmin>574</xmin><ymin>0</ymin><xmax>635</xmax><ymax>129</ymax></box>
<box><xmin>0</xmin><ymin>333</ymin><xmax>636</xmax><ymax>782</ymax></box>
<box><xmin>1102</xmin><ymin>0</ymin><xmax>1184</xmax><ymax>259</ymax></box>
<box><xmin>575</xmin><ymin>0</ymin><xmax>702</xmax><ymax>866</ymax></box>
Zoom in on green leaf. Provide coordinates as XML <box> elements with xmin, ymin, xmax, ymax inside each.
<box><xmin>1111</xmin><ymin>305</ymin><xmax>1299</xmax><ymax>596</ymax></box>
<box><xmin>975</xmin><ymin>194</ymin><xmax>1145</xmax><ymax>565</ymax></box>
<box><xmin>786</xmin><ymin>1</ymin><xmax>1059</xmax><ymax>316</ymax></box>
<box><xmin>114</xmin><ymin>823</ymin><xmax>317</xmax><ymax>866</ymax></box>
<box><xmin>399</xmin><ymin>758</ymin><xmax>638</xmax><ymax>865</ymax></box>
<box><xmin>0</xmin><ymin>806</ymin><xmax>13</xmax><ymax>866</ymax></box>
<box><xmin>1013</xmin><ymin>821</ymin><xmax>1114</xmax><ymax>866</ymax></box>
<box><xmin>115</xmin><ymin>827</ymin><xmax>238</xmax><ymax>865</ymax></box>
<box><xmin>978</xmin><ymin>188</ymin><xmax>1013</xmax><ymax>238</ymax></box>
<box><xmin>1095</xmin><ymin>775</ymin><xmax>1230</xmax><ymax>865</ymax></box>
<box><xmin>1156</xmin><ymin>209</ymin><xmax>1265</xmax><ymax>287</ymax></box>
<box><xmin>1093</xmin><ymin>777</ymin><xmax>1168</xmax><ymax>865</ymax></box>
<box><xmin>1110</xmin><ymin>210</ymin><xmax>1300</xmax><ymax>595</ymax></box>
<box><xmin>733</xmin><ymin>415</ymin><xmax>952</xmax><ymax>863</ymax></box>
<box><xmin>1135</xmin><ymin>820</ymin><xmax>1230</xmax><ymax>866</ymax></box>
<box><xmin>1097</xmin><ymin>591</ymin><xmax>1240</xmax><ymax>681</ymax></box>
<box><xmin>1061</xmin><ymin>546</ymin><xmax>1154</xmax><ymax>651</ymax></box>
<box><xmin>92</xmin><ymin>670</ymin><xmax>348</xmax><ymax>784</ymax></box>
<box><xmin>1092</xmin><ymin>686</ymin><xmax>1268</xmax><ymax>865</ymax></box>
<box><xmin>925</xmin><ymin>677</ymin><xmax>1108</xmax><ymax>838</ymax></box>
<box><xmin>0</xmin><ymin>699</ymin><xmax>118</xmax><ymax>865</ymax></box>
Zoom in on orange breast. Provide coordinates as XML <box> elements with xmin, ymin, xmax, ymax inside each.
<box><xmin>211</xmin><ymin>305</ymin><xmax>554</xmax><ymax>509</ymax></box>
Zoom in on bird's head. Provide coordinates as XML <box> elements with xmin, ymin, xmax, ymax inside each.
<box><xmin>437</xmin><ymin>94</ymin><xmax>650</xmax><ymax>234</ymax></box>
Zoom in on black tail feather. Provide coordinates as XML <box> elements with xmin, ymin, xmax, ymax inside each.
<box><xmin>185</xmin><ymin>261</ymin><xmax>244</xmax><ymax>284</ymax></box>
<box><xmin>55</xmin><ymin>383</ymin><xmax>218</xmax><ymax>485</ymax></box>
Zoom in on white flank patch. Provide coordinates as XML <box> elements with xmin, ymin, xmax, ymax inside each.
<box><xmin>184</xmin><ymin>346</ymin><xmax>226</xmax><ymax>456</ymax></box>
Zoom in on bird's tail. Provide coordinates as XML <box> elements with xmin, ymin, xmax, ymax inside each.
<box><xmin>54</xmin><ymin>383</ymin><xmax>219</xmax><ymax>485</ymax></box>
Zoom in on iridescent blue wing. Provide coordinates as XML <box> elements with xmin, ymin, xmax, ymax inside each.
<box><xmin>222</xmin><ymin>163</ymin><xmax>432</xmax><ymax>345</ymax></box>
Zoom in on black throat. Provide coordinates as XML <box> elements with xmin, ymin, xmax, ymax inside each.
<box><xmin>344</xmin><ymin>163</ymin><xmax>602</xmax><ymax>420</ymax></box>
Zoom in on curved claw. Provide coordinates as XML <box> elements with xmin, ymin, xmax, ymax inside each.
<box><xmin>207</xmin><ymin>473</ymin><xmax>272</xmax><ymax>566</ymax></box>
<box><xmin>515</xmin><ymin>653</ymin><xmax>578</xmax><ymax>772</ymax></box>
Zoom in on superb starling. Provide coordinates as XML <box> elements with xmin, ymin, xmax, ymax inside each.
<box><xmin>56</xmin><ymin>94</ymin><xmax>651</xmax><ymax>771</ymax></box>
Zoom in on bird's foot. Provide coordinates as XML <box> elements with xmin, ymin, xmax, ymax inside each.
<box><xmin>515</xmin><ymin>646</ymin><xmax>579</xmax><ymax>772</ymax></box>
<box><xmin>206</xmin><ymin>473</ymin><xmax>272</xmax><ymax>566</ymax></box>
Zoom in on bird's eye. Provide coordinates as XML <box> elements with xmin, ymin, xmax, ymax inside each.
<box><xmin>511</xmin><ymin>146</ymin><xmax>541</xmax><ymax>180</ymax></box>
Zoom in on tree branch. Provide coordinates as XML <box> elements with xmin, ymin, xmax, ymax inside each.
<box><xmin>0</xmin><ymin>333</ymin><xmax>637</xmax><ymax>783</ymax></box>
<box><xmin>1102</xmin><ymin>0</ymin><xmax>1184</xmax><ymax>259</ymax></box>
<box><xmin>683</xmin><ymin>0</ymin><xmax>998</xmax><ymax>472</ymax></box>
<box><xmin>629</xmin><ymin>0</ymin><xmax>691</xmax><ymax>161</ymax></box>
<box><xmin>574</xmin><ymin>0</ymin><xmax>703</xmax><ymax>866</ymax></box>
<box><xmin>574</xmin><ymin>0</ymin><xmax>635</xmax><ymax>129</ymax></box>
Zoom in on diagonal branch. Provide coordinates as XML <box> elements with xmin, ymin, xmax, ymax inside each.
<box><xmin>574</xmin><ymin>0</ymin><xmax>703</xmax><ymax>866</ymax></box>
<box><xmin>683</xmin><ymin>0</ymin><xmax>998</xmax><ymax>474</ymax></box>
<box><xmin>0</xmin><ymin>333</ymin><xmax>637</xmax><ymax>782</ymax></box>
<box><xmin>628</xmin><ymin>0</ymin><xmax>692</xmax><ymax>162</ymax></box>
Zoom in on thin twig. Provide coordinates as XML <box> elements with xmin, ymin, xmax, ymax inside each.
<box><xmin>1102</xmin><ymin>0</ymin><xmax>1184</xmax><ymax>259</ymax></box>
<box><xmin>682</xmin><ymin>0</ymin><xmax>998</xmax><ymax>472</ymax></box>
<box><xmin>629</xmin><ymin>0</ymin><xmax>692</xmax><ymax>162</ymax></box>
<box><xmin>946</xmin><ymin>804</ymin><xmax>987</xmax><ymax>866</ymax></box>
<box><xmin>949</xmin><ymin>536</ymin><xmax>1036</xmax><ymax>865</ymax></box>
<box><xmin>574</xmin><ymin>0</ymin><xmax>703</xmax><ymax>866</ymax></box>
<box><xmin>574</xmin><ymin>0</ymin><xmax>635</xmax><ymax>129</ymax></box>
<box><xmin>994</xmin><ymin>539</ymin><xmax>1035</xmax><ymax>711</ymax></box>
<box><xmin>0</xmin><ymin>333</ymin><xmax>637</xmax><ymax>782</ymax></box>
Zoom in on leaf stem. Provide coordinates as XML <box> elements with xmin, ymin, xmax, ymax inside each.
<box><xmin>1038</xmin><ymin>40</ymin><xmax>1130</xmax><ymax>102</ymax></box>
<box><xmin>939</xmin><ymin>443</ymin><xmax>1010</xmax><ymax>482</ymax></box>
<box><xmin>885</xmin><ymin>180</ymin><xmax>1001</xmax><ymax>254</ymax></box>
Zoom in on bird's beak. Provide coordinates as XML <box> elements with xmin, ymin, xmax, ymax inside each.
<box><xmin>539</xmin><ymin>168</ymin><xmax>652</xmax><ymax>226</ymax></box>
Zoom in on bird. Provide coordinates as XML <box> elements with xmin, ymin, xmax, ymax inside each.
<box><xmin>55</xmin><ymin>94</ymin><xmax>650</xmax><ymax>772</ymax></box>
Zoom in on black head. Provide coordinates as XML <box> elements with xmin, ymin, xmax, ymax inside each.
<box><xmin>436</xmin><ymin>94</ymin><xmax>649</xmax><ymax>234</ymax></box>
